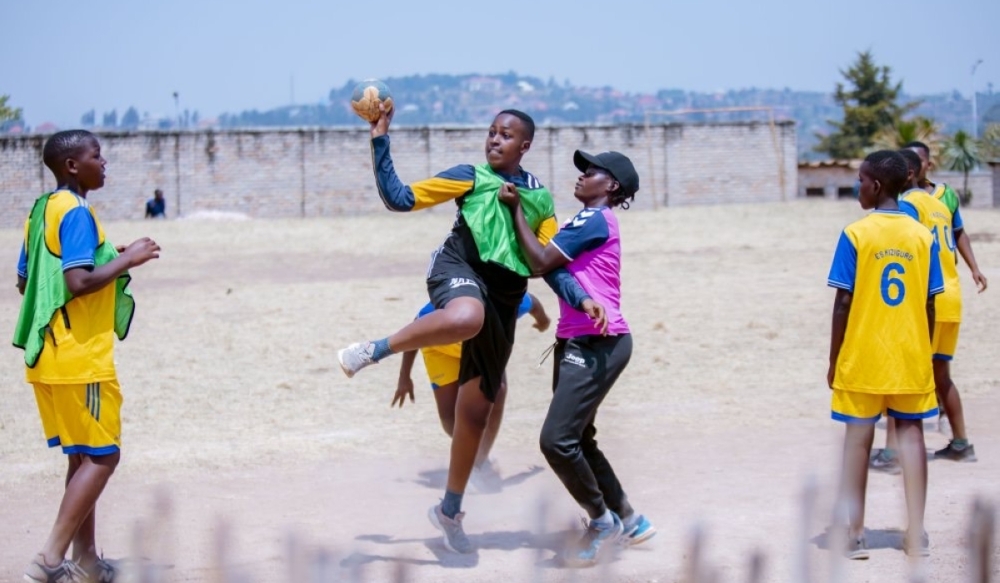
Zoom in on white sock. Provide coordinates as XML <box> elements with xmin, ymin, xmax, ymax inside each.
<box><xmin>593</xmin><ymin>509</ymin><xmax>614</xmax><ymax>527</ymax></box>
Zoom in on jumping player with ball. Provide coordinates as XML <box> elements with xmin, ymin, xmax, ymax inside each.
<box><xmin>338</xmin><ymin>86</ymin><xmax>605</xmax><ymax>553</ymax></box>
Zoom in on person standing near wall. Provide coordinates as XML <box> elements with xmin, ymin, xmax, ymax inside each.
<box><xmin>145</xmin><ymin>189</ymin><xmax>166</xmax><ymax>219</ymax></box>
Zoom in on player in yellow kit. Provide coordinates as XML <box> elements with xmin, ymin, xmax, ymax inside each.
<box><xmin>14</xmin><ymin>130</ymin><xmax>160</xmax><ymax>583</ymax></box>
<box><xmin>870</xmin><ymin>145</ymin><xmax>986</xmax><ymax>473</ymax></box>
<box><xmin>827</xmin><ymin>150</ymin><xmax>943</xmax><ymax>559</ymax></box>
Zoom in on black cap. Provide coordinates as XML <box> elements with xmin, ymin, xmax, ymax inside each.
<box><xmin>573</xmin><ymin>150</ymin><xmax>640</xmax><ymax>197</ymax></box>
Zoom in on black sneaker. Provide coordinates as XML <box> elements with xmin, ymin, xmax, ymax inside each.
<box><xmin>934</xmin><ymin>441</ymin><xmax>977</xmax><ymax>462</ymax></box>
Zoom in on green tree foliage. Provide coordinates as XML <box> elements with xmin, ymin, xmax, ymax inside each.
<box><xmin>1</xmin><ymin>94</ymin><xmax>23</xmax><ymax>123</ymax></box>
<box><xmin>815</xmin><ymin>51</ymin><xmax>917</xmax><ymax>159</ymax></box>
<box><xmin>870</xmin><ymin>116</ymin><xmax>943</xmax><ymax>166</ymax></box>
<box><xmin>941</xmin><ymin>130</ymin><xmax>981</xmax><ymax>204</ymax></box>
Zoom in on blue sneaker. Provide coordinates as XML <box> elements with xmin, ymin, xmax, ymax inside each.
<box><xmin>562</xmin><ymin>512</ymin><xmax>624</xmax><ymax>568</ymax></box>
<box><xmin>621</xmin><ymin>514</ymin><xmax>657</xmax><ymax>546</ymax></box>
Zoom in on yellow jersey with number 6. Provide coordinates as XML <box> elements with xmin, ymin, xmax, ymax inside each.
<box><xmin>827</xmin><ymin>210</ymin><xmax>944</xmax><ymax>394</ymax></box>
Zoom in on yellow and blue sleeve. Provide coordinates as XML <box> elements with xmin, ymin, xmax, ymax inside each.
<box><xmin>56</xmin><ymin>207</ymin><xmax>100</xmax><ymax>271</ymax></box>
<box><xmin>371</xmin><ymin>135</ymin><xmax>474</xmax><ymax>211</ymax></box>
<box><xmin>827</xmin><ymin>230</ymin><xmax>857</xmax><ymax>292</ymax></box>
<box><xmin>899</xmin><ymin>199</ymin><xmax>920</xmax><ymax>222</ymax></box>
<box><xmin>536</xmin><ymin>216</ymin><xmax>558</xmax><ymax>246</ymax></box>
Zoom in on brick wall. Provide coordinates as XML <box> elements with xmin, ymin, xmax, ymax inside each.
<box><xmin>0</xmin><ymin>121</ymin><xmax>797</xmax><ymax>227</ymax></box>
<box><xmin>930</xmin><ymin>170</ymin><xmax>994</xmax><ymax>209</ymax></box>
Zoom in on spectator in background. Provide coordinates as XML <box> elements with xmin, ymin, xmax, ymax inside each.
<box><xmin>145</xmin><ymin>189</ymin><xmax>166</xmax><ymax>219</ymax></box>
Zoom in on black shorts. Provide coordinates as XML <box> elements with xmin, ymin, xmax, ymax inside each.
<box><xmin>427</xmin><ymin>236</ymin><xmax>526</xmax><ymax>402</ymax></box>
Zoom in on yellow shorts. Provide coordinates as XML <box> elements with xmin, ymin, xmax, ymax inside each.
<box><xmin>931</xmin><ymin>322</ymin><xmax>960</xmax><ymax>361</ymax></box>
<box><xmin>831</xmin><ymin>389</ymin><xmax>938</xmax><ymax>424</ymax></box>
<box><xmin>420</xmin><ymin>347</ymin><xmax>460</xmax><ymax>389</ymax></box>
<box><xmin>33</xmin><ymin>380</ymin><xmax>122</xmax><ymax>455</ymax></box>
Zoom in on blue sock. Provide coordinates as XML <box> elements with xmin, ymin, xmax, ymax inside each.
<box><xmin>441</xmin><ymin>489</ymin><xmax>463</xmax><ymax>519</ymax></box>
<box><xmin>370</xmin><ymin>338</ymin><xmax>393</xmax><ymax>362</ymax></box>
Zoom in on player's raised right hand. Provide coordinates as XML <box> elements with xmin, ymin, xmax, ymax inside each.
<box><xmin>370</xmin><ymin>102</ymin><xmax>395</xmax><ymax>139</ymax></box>
<box><xmin>122</xmin><ymin>237</ymin><xmax>161</xmax><ymax>268</ymax></box>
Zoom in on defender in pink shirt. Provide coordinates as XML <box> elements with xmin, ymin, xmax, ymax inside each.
<box><xmin>499</xmin><ymin>150</ymin><xmax>655</xmax><ymax>568</ymax></box>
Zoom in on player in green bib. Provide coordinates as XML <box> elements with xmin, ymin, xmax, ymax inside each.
<box><xmin>337</xmin><ymin>106</ymin><xmax>602</xmax><ymax>554</ymax></box>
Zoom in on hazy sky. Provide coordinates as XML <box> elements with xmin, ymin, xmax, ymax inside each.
<box><xmin>5</xmin><ymin>0</ymin><xmax>998</xmax><ymax>127</ymax></box>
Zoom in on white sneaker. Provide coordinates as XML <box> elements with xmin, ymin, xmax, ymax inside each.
<box><xmin>337</xmin><ymin>342</ymin><xmax>376</xmax><ymax>378</ymax></box>
<box><xmin>428</xmin><ymin>504</ymin><xmax>474</xmax><ymax>553</ymax></box>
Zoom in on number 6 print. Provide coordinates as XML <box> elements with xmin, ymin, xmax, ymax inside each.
<box><xmin>880</xmin><ymin>262</ymin><xmax>906</xmax><ymax>306</ymax></box>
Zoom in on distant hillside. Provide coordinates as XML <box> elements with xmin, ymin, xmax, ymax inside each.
<box><xmin>216</xmin><ymin>72</ymin><xmax>993</xmax><ymax>160</ymax></box>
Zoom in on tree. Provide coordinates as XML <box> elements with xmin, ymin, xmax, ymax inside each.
<box><xmin>815</xmin><ymin>51</ymin><xmax>917</xmax><ymax>159</ymax></box>
<box><xmin>870</xmin><ymin>116</ymin><xmax>943</xmax><ymax>165</ymax></box>
<box><xmin>1</xmin><ymin>94</ymin><xmax>23</xmax><ymax>123</ymax></box>
<box><xmin>941</xmin><ymin>130</ymin><xmax>981</xmax><ymax>205</ymax></box>
<box><xmin>80</xmin><ymin>109</ymin><xmax>96</xmax><ymax>127</ymax></box>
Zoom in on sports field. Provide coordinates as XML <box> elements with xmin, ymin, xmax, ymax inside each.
<box><xmin>1</xmin><ymin>200</ymin><xmax>997</xmax><ymax>582</ymax></box>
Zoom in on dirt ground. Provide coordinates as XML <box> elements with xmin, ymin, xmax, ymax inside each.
<box><xmin>1</xmin><ymin>200</ymin><xmax>998</xmax><ymax>583</ymax></box>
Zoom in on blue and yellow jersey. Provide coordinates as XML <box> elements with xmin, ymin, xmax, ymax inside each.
<box><xmin>900</xmin><ymin>189</ymin><xmax>962</xmax><ymax>322</ymax></box>
<box><xmin>18</xmin><ymin>190</ymin><xmax>118</xmax><ymax>384</ymax></box>
<box><xmin>370</xmin><ymin>134</ymin><xmax>558</xmax><ymax>246</ymax></box>
<box><xmin>827</xmin><ymin>210</ymin><xmax>944</xmax><ymax>394</ymax></box>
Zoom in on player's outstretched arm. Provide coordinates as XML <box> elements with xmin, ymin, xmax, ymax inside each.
<box><xmin>371</xmin><ymin>135</ymin><xmax>472</xmax><ymax>213</ymax></box>
<box><xmin>955</xmin><ymin>229</ymin><xmax>988</xmax><ymax>293</ymax></box>
<box><xmin>827</xmin><ymin>289</ymin><xmax>852</xmax><ymax>389</ymax></box>
<box><xmin>64</xmin><ymin>238</ymin><xmax>159</xmax><ymax>297</ymax></box>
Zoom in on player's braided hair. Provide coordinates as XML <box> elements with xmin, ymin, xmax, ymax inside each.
<box><xmin>897</xmin><ymin>148</ymin><xmax>922</xmax><ymax>178</ymax></box>
<box><xmin>42</xmin><ymin>130</ymin><xmax>96</xmax><ymax>173</ymax></box>
<box><xmin>864</xmin><ymin>150</ymin><xmax>908</xmax><ymax>197</ymax></box>
<box><xmin>498</xmin><ymin>109</ymin><xmax>535</xmax><ymax>140</ymax></box>
<box><xmin>608</xmin><ymin>183</ymin><xmax>634</xmax><ymax>210</ymax></box>
<box><xmin>903</xmin><ymin>140</ymin><xmax>931</xmax><ymax>157</ymax></box>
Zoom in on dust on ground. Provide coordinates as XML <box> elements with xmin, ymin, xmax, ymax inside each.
<box><xmin>1</xmin><ymin>201</ymin><xmax>998</xmax><ymax>582</ymax></box>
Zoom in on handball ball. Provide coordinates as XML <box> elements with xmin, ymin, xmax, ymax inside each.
<box><xmin>351</xmin><ymin>79</ymin><xmax>394</xmax><ymax>123</ymax></box>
